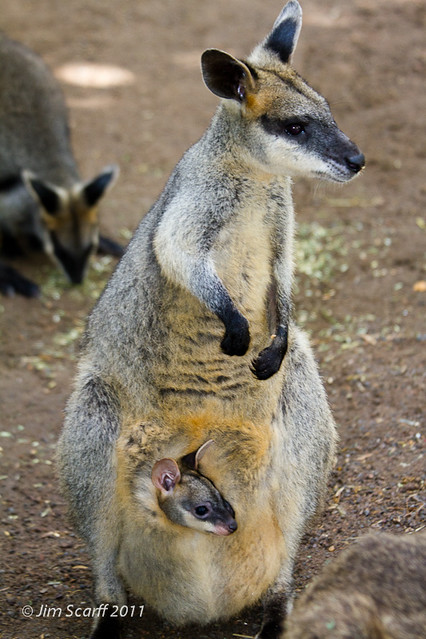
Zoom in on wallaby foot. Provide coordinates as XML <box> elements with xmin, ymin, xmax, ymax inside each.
<box><xmin>256</xmin><ymin>593</ymin><xmax>289</xmax><ymax>639</ymax></box>
<box><xmin>220</xmin><ymin>311</ymin><xmax>250</xmax><ymax>356</ymax></box>
<box><xmin>0</xmin><ymin>262</ymin><xmax>40</xmax><ymax>297</ymax></box>
<box><xmin>1</xmin><ymin>230</ymin><xmax>25</xmax><ymax>258</ymax></box>
<box><xmin>97</xmin><ymin>235</ymin><xmax>124</xmax><ymax>258</ymax></box>
<box><xmin>251</xmin><ymin>325</ymin><xmax>288</xmax><ymax>380</ymax></box>
<box><xmin>90</xmin><ymin>608</ymin><xmax>121</xmax><ymax>639</ymax></box>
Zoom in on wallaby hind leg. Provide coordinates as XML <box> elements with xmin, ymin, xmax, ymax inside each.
<box><xmin>256</xmin><ymin>598</ymin><xmax>290</xmax><ymax>639</ymax></box>
<box><xmin>57</xmin><ymin>377</ymin><xmax>126</xmax><ymax>636</ymax></box>
<box><xmin>257</xmin><ymin>325</ymin><xmax>337</xmax><ymax>638</ymax></box>
<box><xmin>89</xmin><ymin>549</ymin><xmax>126</xmax><ymax>639</ymax></box>
<box><xmin>90</xmin><ymin>612</ymin><xmax>121</xmax><ymax>639</ymax></box>
<box><xmin>256</xmin><ymin>560</ymin><xmax>294</xmax><ymax>639</ymax></box>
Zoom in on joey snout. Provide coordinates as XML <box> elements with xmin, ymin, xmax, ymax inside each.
<box><xmin>213</xmin><ymin>519</ymin><xmax>238</xmax><ymax>535</ymax></box>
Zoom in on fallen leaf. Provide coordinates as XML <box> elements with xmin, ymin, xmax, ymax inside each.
<box><xmin>356</xmin><ymin>452</ymin><xmax>374</xmax><ymax>462</ymax></box>
<box><xmin>413</xmin><ymin>280</ymin><xmax>426</xmax><ymax>292</ymax></box>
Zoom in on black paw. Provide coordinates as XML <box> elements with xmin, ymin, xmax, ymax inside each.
<box><xmin>251</xmin><ymin>325</ymin><xmax>288</xmax><ymax>380</ymax></box>
<box><xmin>97</xmin><ymin>235</ymin><xmax>124</xmax><ymax>258</ymax></box>
<box><xmin>90</xmin><ymin>610</ymin><xmax>121</xmax><ymax>639</ymax></box>
<box><xmin>255</xmin><ymin>618</ymin><xmax>283</xmax><ymax>639</ymax></box>
<box><xmin>255</xmin><ymin>593</ymin><xmax>288</xmax><ymax>639</ymax></box>
<box><xmin>221</xmin><ymin>314</ymin><xmax>250</xmax><ymax>356</ymax></box>
<box><xmin>0</xmin><ymin>264</ymin><xmax>40</xmax><ymax>298</ymax></box>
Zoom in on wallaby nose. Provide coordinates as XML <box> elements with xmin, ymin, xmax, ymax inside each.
<box><xmin>228</xmin><ymin>520</ymin><xmax>238</xmax><ymax>533</ymax></box>
<box><xmin>345</xmin><ymin>152</ymin><xmax>365</xmax><ymax>174</ymax></box>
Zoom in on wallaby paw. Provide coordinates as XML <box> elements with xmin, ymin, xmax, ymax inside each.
<box><xmin>254</xmin><ymin>623</ymin><xmax>281</xmax><ymax>639</ymax></box>
<box><xmin>255</xmin><ymin>608</ymin><xmax>286</xmax><ymax>639</ymax></box>
<box><xmin>220</xmin><ymin>316</ymin><xmax>250</xmax><ymax>356</ymax></box>
<box><xmin>251</xmin><ymin>326</ymin><xmax>288</xmax><ymax>380</ymax></box>
<box><xmin>97</xmin><ymin>235</ymin><xmax>124</xmax><ymax>258</ymax></box>
<box><xmin>0</xmin><ymin>264</ymin><xmax>40</xmax><ymax>298</ymax></box>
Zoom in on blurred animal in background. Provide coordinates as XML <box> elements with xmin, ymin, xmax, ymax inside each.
<box><xmin>0</xmin><ymin>32</ymin><xmax>121</xmax><ymax>298</ymax></box>
<box><xmin>283</xmin><ymin>531</ymin><xmax>426</xmax><ymax>639</ymax></box>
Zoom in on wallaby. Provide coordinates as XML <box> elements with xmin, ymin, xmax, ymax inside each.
<box><xmin>151</xmin><ymin>440</ymin><xmax>238</xmax><ymax>535</ymax></box>
<box><xmin>283</xmin><ymin>531</ymin><xmax>426</xmax><ymax>639</ymax></box>
<box><xmin>0</xmin><ymin>32</ymin><xmax>121</xmax><ymax>298</ymax></box>
<box><xmin>58</xmin><ymin>2</ymin><xmax>364</xmax><ymax>638</ymax></box>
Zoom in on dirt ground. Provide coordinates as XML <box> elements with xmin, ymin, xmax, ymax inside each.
<box><xmin>0</xmin><ymin>1</ymin><xmax>424</xmax><ymax>638</ymax></box>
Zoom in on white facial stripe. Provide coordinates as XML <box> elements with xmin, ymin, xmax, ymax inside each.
<box><xmin>254</xmin><ymin>134</ymin><xmax>355</xmax><ymax>182</ymax></box>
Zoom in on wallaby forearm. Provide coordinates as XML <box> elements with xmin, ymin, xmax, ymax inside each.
<box><xmin>154</xmin><ymin>240</ymin><xmax>250</xmax><ymax>355</ymax></box>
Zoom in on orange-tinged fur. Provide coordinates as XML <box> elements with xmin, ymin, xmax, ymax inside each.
<box><xmin>41</xmin><ymin>203</ymin><xmax>99</xmax><ymax>231</ymax></box>
<box><xmin>116</xmin><ymin>414</ymin><xmax>285</xmax><ymax>623</ymax></box>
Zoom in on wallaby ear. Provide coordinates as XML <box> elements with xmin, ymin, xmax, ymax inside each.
<box><xmin>251</xmin><ymin>0</ymin><xmax>302</xmax><ymax>65</ymax></box>
<box><xmin>181</xmin><ymin>440</ymin><xmax>215</xmax><ymax>471</ymax></box>
<box><xmin>22</xmin><ymin>170</ymin><xmax>66</xmax><ymax>216</ymax></box>
<box><xmin>82</xmin><ymin>164</ymin><xmax>119</xmax><ymax>208</ymax></box>
<box><xmin>201</xmin><ymin>49</ymin><xmax>255</xmax><ymax>103</ymax></box>
<box><xmin>151</xmin><ymin>458</ymin><xmax>181</xmax><ymax>495</ymax></box>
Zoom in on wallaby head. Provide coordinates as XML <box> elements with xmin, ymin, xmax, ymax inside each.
<box><xmin>0</xmin><ymin>33</ymin><xmax>122</xmax><ymax>296</ymax></box>
<box><xmin>201</xmin><ymin>0</ymin><xmax>364</xmax><ymax>182</ymax></box>
<box><xmin>22</xmin><ymin>165</ymin><xmax>119</xmax><ymax>284</ymax></box>
<box><xmin>151</xmin><ymin>440</ymin><xmax>237</xmax><ymax>536</ymax></box>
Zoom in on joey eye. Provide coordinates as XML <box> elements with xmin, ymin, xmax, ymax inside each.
<box><xmin>284</xmin><ymin>122</ymin><xmax>305</xmax><ymax>136</ymax></box>
<box><xmin>194</xmin><ymin>504</ymin><xmax>211</xmax><ymax>519</ymax></box>
<box><xmin>224</xmin><ymin>500</ymin><xmax>235</xmax><ymax>517</ymax></box>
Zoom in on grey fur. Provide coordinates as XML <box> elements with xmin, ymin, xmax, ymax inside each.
<box><xmin>57</xmin><ymin>2</ymin><xmax>364</xmax><ymax>638</ymax></box>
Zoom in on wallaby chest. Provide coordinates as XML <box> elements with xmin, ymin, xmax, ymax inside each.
<box><xmin>212</xmin><ymin>196</ymin><xmax>276</xmax><ymax>313</ymax></box>
<box><xmin>153</xmin><ymin>190</ymin><xmax>287</xmax><ymax>416</ymax></box>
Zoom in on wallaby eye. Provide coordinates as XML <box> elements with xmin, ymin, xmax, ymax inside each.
<box><xmin>194</xmin><ymin>504</ymin><xmax>211</xmax><ymax>519</ymax></box>
<box><xmin>284</xmin><ymin>122</ymin><xmax>305</xmax><ymax>136</ymax></box>
<box><xmin>260</xmin><ymin>115</ymin><xmax>307</xmax><ymax>139</ymax></box>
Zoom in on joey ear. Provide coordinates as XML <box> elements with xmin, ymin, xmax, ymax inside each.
<box><xmin>181</xmin><ymin>439</ymin><xmax>215</xmax><ymax>471</ymax></box>
<box><xmin>194</xmin><ymin>439</ymin><xmax>215</xmax><ymax>467</ymax></box>
<box><xmin>151</xmin><ymin>458</ymin><xmax>181</xmax><ymax>495</ymax></box>
<box><xmin>22</xmin><ymin>171</ymin><xmax>65</xmax><ymax>216</ymax></box>
<box><xmin>81</xmin><ymin>164</ymin><xmax>119</xmax><ymax>208</ymax></box>
<box><xmin>251</xmin><ymin>0</ymin><xmax>302</xmax><ymax>65</ymax></box>
<box><xmin>201</xmin><ymin>49</ymin><xmax>255</xmax><ymax>103</ymax></box>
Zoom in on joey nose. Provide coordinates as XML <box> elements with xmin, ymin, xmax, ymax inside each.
<box><xmin>345</xmin><ymin>152</ymin><xmax>365</xmax><ymax>174</ymax></box>
<box><xmin>228</xmin><ymin>520</ymin><xmax>238</xmax><ymax>533</ymax></box>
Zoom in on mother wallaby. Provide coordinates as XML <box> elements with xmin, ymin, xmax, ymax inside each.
<box><xmin>57</xmin><ymin>2</ymin><xmax>363</xmax><ymax>638</ymax></box>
